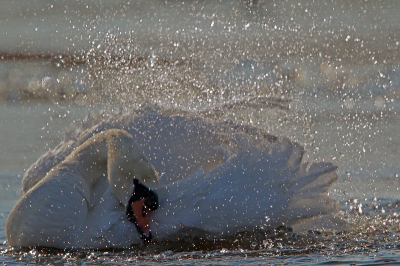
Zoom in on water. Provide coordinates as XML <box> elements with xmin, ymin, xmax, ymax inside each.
<box><xmin>1</xmin><ymin>0</ymin><xmax>400</xmax><ymax>264</ymax></box>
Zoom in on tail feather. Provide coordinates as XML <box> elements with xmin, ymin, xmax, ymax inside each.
<box><xmin>284</xmin><ymin>195</ymin><xmax>340</xmax><ymax>219</ymax></box>
<box><xmin>258</xmin><ymin>135</ymin><xmax>340</xmax><ymax>224</ymax></box>
<box><xmin>296</xmin><ymin>164</ymin><xmax>338</xmax><ymax>195</ymax></box>
<box><xmin>277</xmin><ymin>140</ymin><xmax>304</xmax><ymax>175</ymax></box>
<box><xmin>283</xmin><ymin>165</ymin><xmax>339</xmax><ymax>222</ymax></box>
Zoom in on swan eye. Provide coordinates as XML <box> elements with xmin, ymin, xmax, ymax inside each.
<box><xmin>142</xmin><ymin>205</ymin><xmax>147</xmax><ymax>217</ymax></box>
<box><xmin>144</xmin><ymin>193</ymin><xmax>159</xmax><ymax>211</ymax></box>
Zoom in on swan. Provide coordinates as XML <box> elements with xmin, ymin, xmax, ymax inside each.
<box><xmin>6</xmin><ymin>105</ymin><xmax>339</xmax><ymax>249</ymax></box>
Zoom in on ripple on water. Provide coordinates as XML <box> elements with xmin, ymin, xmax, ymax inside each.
<box><xmin>2</xmin><ymin>209</ymin><xmax>400</xmax><ymax>265</ymax></box>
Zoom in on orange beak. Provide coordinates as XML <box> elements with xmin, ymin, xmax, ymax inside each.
<box><xmin>131</xmin><ymin>199</ymin><xmax>150</xmax><ymax>237</ymax></box>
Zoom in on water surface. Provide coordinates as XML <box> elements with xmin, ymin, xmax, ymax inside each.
<box><xmin>1</xmin><ymin>0</ymin><xmax>400</xmax><ymax>265</ymax></box>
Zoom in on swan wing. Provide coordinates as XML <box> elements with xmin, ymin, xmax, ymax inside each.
<box><xmin>150</xmin><ymin>135</ymin><xmax>338</xmax><ymax>240</ymax></box>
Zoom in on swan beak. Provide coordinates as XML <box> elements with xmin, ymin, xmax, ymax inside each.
<box><xmin>131</xmin><ymin>199</ymin><xmax>151</xmax><ymax>239</ymax></box>
<box><xmin>127</xmin><ymin>178</ymin><xmax>158</xmax><ymax>242</ymax></box>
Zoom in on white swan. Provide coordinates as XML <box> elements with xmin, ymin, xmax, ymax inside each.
<box><xmin>7</xmin><ymin>105</ymin><xmax>339</xmax><ymax>249</ymax></box>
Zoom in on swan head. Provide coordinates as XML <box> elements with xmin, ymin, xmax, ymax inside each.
<box><xmin>126</xmin><ymin>178</ymin><xmax>159</xmax><ymax>242</ymax></box>
<box><xmin>104</xmin><ymin>129</ymin><xmax>159</xmax><ymax>242</ymax></box>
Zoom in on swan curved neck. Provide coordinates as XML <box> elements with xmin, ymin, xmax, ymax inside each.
<box><xmin>63</xmin><ymin>135</ymin><xmax>109</xmax><ymax>187</ymax></box>
<box><xmin>63</xmin><ymin>129</ymin><xmax>159</xmax><ymax>205</ymax></box>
